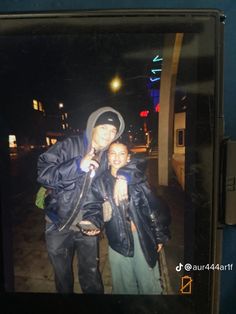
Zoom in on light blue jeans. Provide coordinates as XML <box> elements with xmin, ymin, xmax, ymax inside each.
<box><xmin>108</xmin><ymin>231</ymin><xmax>163</xmax><ymax>294</ymax></box>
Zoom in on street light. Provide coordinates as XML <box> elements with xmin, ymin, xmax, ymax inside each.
<box><xmin>110</xmin><ymin>76</ymin><xmax>122</xmax><ymax>93</ymax></box>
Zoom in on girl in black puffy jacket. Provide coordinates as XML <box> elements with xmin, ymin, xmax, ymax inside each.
<box><xmin>81</xmin><ymin>141</ymin><xmax>171</xmax><ymax>294</ymax></box>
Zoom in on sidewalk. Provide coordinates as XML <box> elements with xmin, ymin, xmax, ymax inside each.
<box><xmin>147</xmin><ymin>158</ymin><xmax>185</xmax><ymax>294</ymax></box>
<box><xmin>159</xmin><ymin>183</ymin><xmax>185</xmax><ymax>294</ymax></box>
<box><xmin>13</xmin><ymin>200</ymin><xmax>112</xmax><ymax>293</ymax></box>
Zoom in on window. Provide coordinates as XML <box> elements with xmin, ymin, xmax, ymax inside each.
<box><xmin>9</xmin><ymin>135</ymin><xmax>17</xmax><ymax>148</ymax></box>
<box><xmin>33</xmin><ymin>99</ymin><xmax>38</xmax><ymax>110</ymax></box>
<box><xmin>38</xmin><ymin>101</ymin><xmax>43</xmax><ymax>112</ymax></box>
<box><xmin>176</xmin><ymin>129</ymin><xmax>185</xmax><ymax>147</ymax></box>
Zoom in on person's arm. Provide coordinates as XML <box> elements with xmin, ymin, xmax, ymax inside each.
<box><xmin>150</xmin><ymin>208</ymin><xmax>171</xmax><ymax>246</ymax></box>
<box><xmin>140</xmin><ymin>182</ymin><xmax>171</xmax><ymax>246</ymax></box>
<box><xmin>37</xmin><ymin>137</ymin><xmax>85</xmax><ymax>190</ymax></box>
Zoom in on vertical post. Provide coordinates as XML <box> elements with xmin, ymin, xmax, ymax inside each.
<box><xmin>158</xmin><ymin>33</ymin><xmax>183</xmax><ymax>186</ymax></box>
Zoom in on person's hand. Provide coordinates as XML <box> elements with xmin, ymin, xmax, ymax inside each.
<box><xmin>79</xmin><ymin>220</ymin><xmax>100</xmax><ymax>236</ymax></box>
<box><xmin>157</xmin><ymin>243</ymin><xmax>163</xmax><ymax>253</ymax></box>
<box><xmin>80</xmin><ymin>148</ymin><xmax>99</xmax><ymax>173</ymax></box>
<box><xmin>82</xmin><ymin>229</ymin><xmax>100</xmax><ymax>236</ymax></box>
<box><xmin>113</xmin><ymin>176</ymin><xmax>128</xmax><ymax>206</ymax></box>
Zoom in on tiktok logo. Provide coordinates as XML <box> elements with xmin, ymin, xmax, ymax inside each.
<box><xmin>176</xmin><ymin>263</ymin><xmax>183</xmax><ymax>272</ymax></box>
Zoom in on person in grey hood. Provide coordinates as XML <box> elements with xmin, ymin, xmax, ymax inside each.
<box><xmin>37</xmin><ymin>106</ymin><xmax>128</xmax><ymax>294</ymax></box>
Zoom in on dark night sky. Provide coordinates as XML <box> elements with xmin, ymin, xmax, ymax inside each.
<box><xmin>0</xmin><ymin>15</ymin><xmax>216</xmax><ymax>139</ymax></box>
<box><xmin>0</xmin><ymin>28</ymin><xmax>163</xmax><ymax>132</ymax></box>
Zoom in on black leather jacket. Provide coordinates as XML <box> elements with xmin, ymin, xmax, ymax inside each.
<box><xmin>37</xmin><ymin>107</ymin><xmax>126</xmax><ymax>230</ymax></box>
<box><xmin>83</xmin><ymin>163</ymin><xmax>171</xmax><ymax>268</ymax></box>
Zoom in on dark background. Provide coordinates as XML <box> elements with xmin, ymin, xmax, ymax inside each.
<box><xmin>0</xmin><ymin>31</ymin><xmax>163</xmax><ymax>131</ymax></box>
<box><xmin>0</xmin><ymin>1</ymin><xmax>235</xmax><ymax>314</ymax></box>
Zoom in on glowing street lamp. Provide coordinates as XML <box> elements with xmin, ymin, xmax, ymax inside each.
<box><xmin>110</xmin><ymin>76</ymin><xmax>122</xmax><ymax>92</ymax></box>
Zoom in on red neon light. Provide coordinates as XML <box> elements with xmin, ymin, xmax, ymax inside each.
<box><xmin>139</xmin><ymin>110</ymin><xmax>149</xmax><ymax>117</ymax></box>
<box><xmin>155</xmin><ymin>104</ymin><xmax>160</xmax><ymax>112</ymax></box>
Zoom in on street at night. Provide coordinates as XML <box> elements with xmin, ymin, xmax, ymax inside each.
<box><xmin>0</xmin><ymin>13</ymin><xmax>210</xmax><ymax>297</ymax></box>
<box><xmin>0</xmin><ymin>7</ymin><xmax>234</xmax><ymax>314</ymax></box>
<box><xmin>10</xmin><ymin>148</ymin><xmax>184</xmax><ymax>294</ymax></box>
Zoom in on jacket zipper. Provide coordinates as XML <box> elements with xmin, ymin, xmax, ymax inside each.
<box><xmin>58</xmin><ymin>172</ymin><xmax>91</xmax><ymax>231</ymax></box>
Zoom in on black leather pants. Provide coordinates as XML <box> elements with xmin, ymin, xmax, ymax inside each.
<box><xmin>45</xmin><ymin>224</ymin><xmax>104</xmax><ymax>294</ymax></box>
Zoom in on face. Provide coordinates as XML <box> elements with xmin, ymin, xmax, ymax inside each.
<box><xmin>108</xmin><ymin>143</ymin><xmax>130</xmax><ymax>171</ymax></box>
<box><xmin>92</xmin><ymin>124</ymin><xmax>117</xmax><ymax>150</ymax></box>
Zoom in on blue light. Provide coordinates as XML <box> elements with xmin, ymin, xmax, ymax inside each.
<box><xmin>150</xmin><ymin>89</ymin><xmax>158</xmax><ymax>97</ymax></box>
<box><xmin>151</xmin><ymin>69</ymin><xmax>162</xmax><ymax>74</ymax></box>
<box><xmin>150</xmin><ymin>77</ymin><xmax>161</xmax><ymax>82</ymax></box>
<box><xmin>153</xmin><ymin>55</ymin><xmax>163</xmax><ymax>62</ymax></box>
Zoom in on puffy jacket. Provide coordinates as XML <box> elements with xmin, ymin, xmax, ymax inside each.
<box><xmin>83</xmin><ymin>161</ymin><xmax>171</xmax><ymax>268</ymax></box>
<box><xmin>37</xmin><ymin>107</ymin><xmax>126</xmax><ymax>230</ymax></box>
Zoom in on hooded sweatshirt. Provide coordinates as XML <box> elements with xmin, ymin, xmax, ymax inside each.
<box><xmin>86</xmin><ymin>106</ymin><xmax>125</xmax><ymax>151</ymax></box>
<box><xmin>37</xmin><ymin>106</ymin><xmax>125</xmax><ymax>229</ymax></box>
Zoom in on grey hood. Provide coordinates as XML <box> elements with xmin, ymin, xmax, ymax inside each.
<box><xmin>85</xmin><ymin>106</ymin><xmax>125</xmax><ymax>151</ymax></box>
